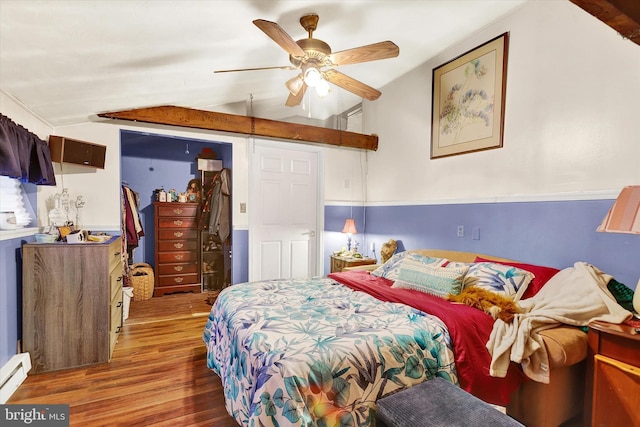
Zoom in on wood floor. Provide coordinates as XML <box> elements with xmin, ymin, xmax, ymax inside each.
<box><xmin>9</xmin><ymin>292</ymin><xmax>239</xmax><ymax>426</ymax></box>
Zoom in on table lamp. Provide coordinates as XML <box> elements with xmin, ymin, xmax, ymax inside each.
<box><xmin>342</xmin><ymin>218</ymin><xmax>357</xmax><ymax>252</ymax></box>
<box><xmin>596</xmin><ymin>185</ymin><xmax>640</xmax><ymax>314</ymax></box>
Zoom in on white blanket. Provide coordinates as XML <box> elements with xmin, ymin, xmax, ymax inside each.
<box><xmin>486</xmin><ymin>262</ymin><xmax>631</xmax><ymax>383</ymax></box>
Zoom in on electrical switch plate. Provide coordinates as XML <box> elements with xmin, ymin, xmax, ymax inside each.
<box><xmin>472</xmin><ymin>227</ymin><xmax>480</xmax><ymax>240</ymax></box>
<box><xmin>240</xmin><ymin>202</ymin><xmax>246</xmax><ymax>213</ymax></box>
<box><xmin>457</xmin><ymin>225</ymin><xmax>464</xmax><ymax>238</ymax></box>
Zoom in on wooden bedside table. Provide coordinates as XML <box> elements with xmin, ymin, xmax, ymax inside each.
<box><xmin>330</xmin><ymin>255</ymin><xmax>376</xmax><ymax>273</ymax></box>
<box><xmin>584</xmin><ymin>320</ymin><xmax>640</xmax><ymax>427</ymax></box>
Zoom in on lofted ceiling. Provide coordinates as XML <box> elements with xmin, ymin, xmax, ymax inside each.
<box><xmin>1</xmin><ymin>1</ymin><xmax>537</xmax><ymax>128</ymax></box>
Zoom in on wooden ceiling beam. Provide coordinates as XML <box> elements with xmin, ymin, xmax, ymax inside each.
<box><xmin>570</xmin><ymin>0</ymin><xmax>640</xmax><ymax>46</ymax></box>
<box><xmin>98</xmin><ymin>105</ymin><xmax>378</xmax><ymax>151</ymax></box>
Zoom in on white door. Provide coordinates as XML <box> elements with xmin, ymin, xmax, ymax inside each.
<box><xmin>249</xmin><ymin>142</ymin><xmax>321</xmax><ymax>281</ymax></box>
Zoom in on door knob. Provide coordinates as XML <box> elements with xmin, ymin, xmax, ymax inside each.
<box><xmin>302</xmin><ymin>230</ymin><xmax>316</xmax><ymax>237</ymax></box>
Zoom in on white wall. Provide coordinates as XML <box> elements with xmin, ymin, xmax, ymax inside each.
<box><xmin>47</xmin><ymin>121</ymin><xmax>365</xmax><ymax>231</ymax></box>
<box><xmin>363</xmin><ymin>0</ymin><xmax>640</xmax><ymax>204</ymax></box>
<box><xmin>2</xmin><ymin>82</ymin><xmax>363</xmax><ymax>231</ymax></box>
<box><xmin>47</xmin><ymin>121</ymin><xmax>249</xmax><ymax>231</ymax></box>
<box><xmin>4</xmin><ymin>1</ymin><xmax>639</xmax><ymax>229</ymax></box>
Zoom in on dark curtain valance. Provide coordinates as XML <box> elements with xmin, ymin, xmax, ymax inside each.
<box><xmin>0</xmin><ymin>113</ymin><xmax>56</xmax><ymax>185</ymax></box>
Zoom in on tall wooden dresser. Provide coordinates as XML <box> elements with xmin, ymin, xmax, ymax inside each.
<box><xmin>153</xmin><ymin>202</ymin><xmax>201</xmax><ymax>296</ymax></box>
<box><xmin>22</xmin><ymin>236</ymin><xmax>123</xmax><ymax>373</ymax></box>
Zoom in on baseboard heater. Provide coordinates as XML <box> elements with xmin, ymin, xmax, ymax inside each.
<box><xmin>0</xmin><ymin>353</ymin><xmax>31</xmax><ymax>404</ymax></box>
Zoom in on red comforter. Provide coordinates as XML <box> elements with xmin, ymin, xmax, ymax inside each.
<box><xmin>328</xmin><ymin>270</ymin><xmax>526</xmax><ymax>406</ymax></box>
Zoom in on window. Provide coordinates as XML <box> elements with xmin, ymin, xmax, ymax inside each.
<box><xmin>0</xmin><ymin>176</ymin><xmax>35</xmax><ymax>230</ymax></box>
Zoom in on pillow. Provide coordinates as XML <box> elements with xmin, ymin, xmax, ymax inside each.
<box><xmin>392</xmin><ymin>262</ymin><xmax>469</xmax><ymax>298</ymax></box>
<box><xmin>474</xmin><ymin>257</ymin><xmax>560</xmax><ymax>299</ymax></box>
<box><xmin>445</xmin><ymin>261</ymin><xmax>473</xmax><ymax>269</ymax></box>
<box><xmin>371</xmin><ymin>252</ymin><xmax>446</xmax><ymax>281</ymax></box>
<box><xmin>462</xmin><ymin>262</ymin><xmax>534</xmax><ymax>301</ymax></box>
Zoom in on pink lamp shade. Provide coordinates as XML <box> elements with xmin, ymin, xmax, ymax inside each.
<box><xmin>342</xmin><ymin>218</ymin><xmax>358</xmax><ymax>234</ymax></box>
<box><xmin>597</xmin><ymin>185</ymin><xmax>640</xmax><ymax>234</ymax></box>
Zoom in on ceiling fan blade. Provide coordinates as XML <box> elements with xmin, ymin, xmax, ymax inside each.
<box><xmin>328</xmin><ymin>41</ymin><xmax>399</xmax><ymax>66</ymax></box>
<box><xmin>323</xmin><ymin>69</ymin><xmax>381</xmax><ymax>101</ymax></box>
<box><xmin>253</xmin><ymin>19</ymin><xmax>306</xmax><ymax>58</ymax></box>
<box><xmin>285</xmin><ymin>83</ymin><xmax>307</xmax><ymax>107</ymax></box>
<box><xmin>214</xmin><ymin>65</ymin><xmax>296</xmax><ymax>73</ymax></box>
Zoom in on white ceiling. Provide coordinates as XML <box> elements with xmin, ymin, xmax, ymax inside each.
<box><xmin>0</xmin><ymin>0</ymin><xmax>528</xmax><ymax>128</ymax></box>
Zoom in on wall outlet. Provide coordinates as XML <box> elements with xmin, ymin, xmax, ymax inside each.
<box><xmin>457</xmin><ymin>225</ymin><xmax>464</xmax><ymax>238</ymax></box>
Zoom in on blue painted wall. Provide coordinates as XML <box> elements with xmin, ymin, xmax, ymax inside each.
<box><xmin>0</xmin><ymin>235</ymin><xmax>33</xmax><ymax>368</ymax></box>
<box><xmin>3</xmin><ymin>195</ymin><xmax>638</xmax><ymax>370</ymax></box>
<box><xmin>325</xmin><ymin>200</ymin><xmax>640</xmax><ymax>289</ymax></box>
<box><xmin>0</xmin><ymin>180</ymin><xmax>38</xmax><ymax>368</ymax></box>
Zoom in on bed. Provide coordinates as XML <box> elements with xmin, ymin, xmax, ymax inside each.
<box><xmin>203</xmin><ymin>249</ymin><xmax>592</xmax><ymax>426</ymax></box>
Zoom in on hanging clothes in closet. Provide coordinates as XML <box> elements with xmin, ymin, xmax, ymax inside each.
<box><xmin>206</xmin><ymin>168</ymin><xmax>231</xmax><ymax>243</ymax></box>
<box><xmin>121</xmin><ymin>183</ymin><xmax>144</xmax><ymax>263</ymax></box>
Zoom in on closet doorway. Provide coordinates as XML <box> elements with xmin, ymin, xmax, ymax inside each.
<box><xmin>120</xmin><ymin>130</ymin><xmax>232</xmax><ymax>293</ymax></box>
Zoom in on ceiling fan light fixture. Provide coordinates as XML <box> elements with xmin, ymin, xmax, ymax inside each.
<box><xmin>304</xmin><ymin>66</ymin><xmax>322</xmax><ymax>87</ymax></box>
<box><xmin>285</xmin><ymin>74</ymin><xmax>304</xmax><ymax>96</ymax></box>
<box><xmin>315</xmin><ymin>78</ymin><xmax>331</xmax><ymax>97</ymax></box>
<box><xmin>239</xmin><ymin>14</ymin><xmax>399</xmax><ymax>107</ymax></box>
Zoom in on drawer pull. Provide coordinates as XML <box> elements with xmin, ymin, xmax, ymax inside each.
<box><xmin>174</xmin><ymin>266</ymin><xmax>183</xmax><ymax>272</ymax></box>
<box><xmin>173</xmin><ymin>208</ymin><xmax>183</xmax><ymax>214</ymax></box>
<box><xmin>174</xmin><ymin>243</ymin><xmax>184</xmax><ymax>249</ymax></box>
<box><xmin>116</xmin><ymin>326</ymin><xmax>121</xmax><ymax>334</ymax></box>
<box><xmin>117</xmin><ymin>301</ymin><xmax>122</xmax><ymax>307</ymax></box>
<box><xmin>117</xmin><ymin>276</ymin><xmax>123</xmax><ymax>282</ymax></box>
<box><xmin>114</xmin><ymin>251</ymin><xmax>121</xmax><ymax>257</ymax></box>
<box><xmin>174</xmin><ymin>277</ymin><xmax>184</xmax><ymax>283</ymax></box>
<box><xmin>174</xmin><ymin>254</ymin><xmax>184</xmax><ymax>260</ymax></box>
<box><xmin>173</xmin><ymin>219</ymin><xmax>183</xmax><ymax>226</ymax></box>
<box><xmin>173</xmin><ymin>231</ymin><xmax>184</xmax><ymax>238</ymax></box>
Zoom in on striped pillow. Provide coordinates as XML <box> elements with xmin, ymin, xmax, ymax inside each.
<box><xmin>392</xmin><ymin>260</ymin><xmax>469</xmax><ymax>298</ymax></box>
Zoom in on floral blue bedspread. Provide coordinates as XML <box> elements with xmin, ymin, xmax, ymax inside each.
<box><xmin>203</xmin><ymin>277</ymin><xmax>457</xmax><ymax>427</ymax></box>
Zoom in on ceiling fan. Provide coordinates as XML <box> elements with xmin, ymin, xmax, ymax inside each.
<box><xmin>214</xmin><ymin>13</ymin><xmax>399</xmax><ymax>107</ymax></box>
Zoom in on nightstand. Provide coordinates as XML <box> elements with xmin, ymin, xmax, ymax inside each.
<box><xmin>584</xmin><ymin>320</ymin><xmax>640</xmax><ymax>427</ymax></box>
<box><xmin>330</xmin><ymin>255</ymin><xmax>376</xmax><ymax>273</ymax></box>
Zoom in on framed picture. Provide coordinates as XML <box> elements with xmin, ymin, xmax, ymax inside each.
<box><xmin>431</xmin><ymin>32</ymin><xmax>509</xmax><ymax>159</ymax></box>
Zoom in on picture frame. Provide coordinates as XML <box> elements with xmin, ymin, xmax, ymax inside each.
<box><xmin>431</xmin><ymin>32</ymin><xmax>509</xmax><ymax>159</ymax></box>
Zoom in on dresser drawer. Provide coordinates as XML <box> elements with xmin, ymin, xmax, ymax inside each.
<box><xmin>108</xmin><ymin>238</ymin><xmax>122</xmax><ymax>271</ymax></box>
<box><xmin>157</xmin><ymin>217</ymin><xmax>198</xmax><ymax>228</ymax></box>
<box><xmin>110</xmin><ymin>287</ymin><xmax>122</xmax><ymax>334</ymax></box>
<box><xmin>157</xmin><ymin>262</ymin><xmax>199</xmax><ymax>275</ymax></box>
<box><xmin>157</xmin><ymin>251</ymin><xmax>198</xmax><ymax>263</ymax></box>
<box><xmin>157</xmin><ymin>239</ymin><xmax>198</xmax><ymax>252</ymax></box>
<box><xmin>109</xmin><ymin>288</ymin><xmax>122</xmax><ymax>357</ymax></box>
<box><xmin>156</xmin><ymin>204</ymin><xmax>199</xmax><ymax>217</ymax></box>
<box><xmin>158</xmin><ymin>228</ymin><xmax>198</xmax><ymax>240</ymax></box>
<box><xmin>109</xmin><ymin>264</ymin><xmax>123</xmax><ymax>302</ymax></box>
<box><xmin>157</xmin><ymin>273</ymin><xmax>200</xmax><ymax>286</ymax></box>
